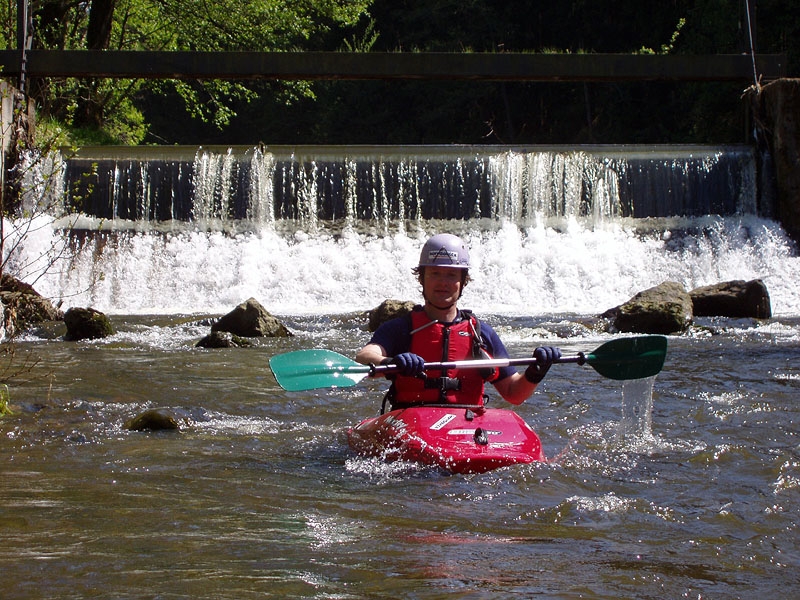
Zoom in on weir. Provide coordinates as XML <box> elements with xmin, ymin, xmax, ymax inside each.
<box><xmin>11</xmin><ymin>143</ymin><xmax>798</xmax><ymax>317</ymax></box>
<box><xmin>60</xmin><ymin>145</ymin><xmax>762</xmax><ymax>229</ymax></box>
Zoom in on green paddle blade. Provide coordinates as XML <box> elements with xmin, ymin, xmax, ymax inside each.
<box><xmin>269</xmin><ymin>349</ymin><xmax>370</xmax><ymax>391</ymax></box>
<box><xmin>585</xmin><ymin>335</ymin><xmax>667</xmax><ymax>380</ymax></box>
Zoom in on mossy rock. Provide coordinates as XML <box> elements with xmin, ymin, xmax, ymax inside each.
<box><xmin>196</xmin><ymin>331</ymin><xmax>252</xmax><ymax>348</ymax></box>
<box><xmin>125</xmin><ymin>409</ymin><xmax>180</xmax><ymax>431</ymax></box>
<box><xmin>602</xmin><ymin>281</ymin><xmax>693</xmax><ymax>334</ymax></box>
<box><xmin>64</xmin><ymin>307</ymin><xmax>114</xmax><ymax>341</ymax></box>
<box><xmin>367</xmin><ymin>299</ymin><xmax>416</xmax><ymax>332</ymax></box>
<box><xmin>211</xmin><ymin>298</ymin><xmax>292</xmax><ymax>337</ymax></box>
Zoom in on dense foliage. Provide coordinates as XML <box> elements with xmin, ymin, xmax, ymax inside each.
<box><xmin>1</xmin><ymin>0</ymin><xmax>797</xmax><ymax>145</ymax></box>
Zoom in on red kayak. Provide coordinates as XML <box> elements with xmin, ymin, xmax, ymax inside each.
<box><xmin>347</xmin><ymin>405</ymin><xmax>545</xmax><ymax>474</ymax></box>
<box><xmin>270</xmin><ymin>339</ymin><xmax>667</xmax><ymax>473</ymax></box>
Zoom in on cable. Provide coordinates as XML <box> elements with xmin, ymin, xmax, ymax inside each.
<box><xmin>744</xmin><ymin>0</ymin><xmax>760</xmax><ymax>87</ymax></box>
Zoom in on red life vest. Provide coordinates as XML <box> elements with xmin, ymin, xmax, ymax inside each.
<box><xmin>389</xmin><ymin>308</ymin><xmax>498</xmax><ymax>406</ymax></box>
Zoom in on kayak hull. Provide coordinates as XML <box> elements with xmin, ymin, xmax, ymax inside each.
<box><xmin>347</xmin><ymin>405</ymin><xmax>545</xmax><ymax>474</ymax></box>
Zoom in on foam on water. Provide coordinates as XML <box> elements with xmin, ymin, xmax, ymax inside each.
<box><xmin>7</xmin><ymin>213</ymin><xmax>799</xmax><ymax>317</ymax></box>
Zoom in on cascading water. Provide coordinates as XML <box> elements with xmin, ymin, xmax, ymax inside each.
<box><xmin>59</xmin><ymin>145</ymin><xmax>758</xmax><ymax>225</ymax></box>
<box><xmin>7</xmin><ymin>144</ymin><xmax>799</xmax><ymax>317</ymax></box>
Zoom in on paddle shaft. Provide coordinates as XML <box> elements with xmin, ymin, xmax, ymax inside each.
<box><xmin>369</xmin><ymin>354</ymin><xmax>585</xmax><ymax>376</ymax></box>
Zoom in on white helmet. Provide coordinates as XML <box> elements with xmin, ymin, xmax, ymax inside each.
<box><xmin>418</xmin><ymin>234</ymin><xmax>470</xmax><ymax>269</ymax></box>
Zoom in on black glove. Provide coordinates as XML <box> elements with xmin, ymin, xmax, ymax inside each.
<box><xmin>525</xmin><ymin>346</ymin><xmax>562</xmax><ymax>384</ymax></box>
<box><xmin>391</xmin><ymin>352</ymin><xmax>426</xmax><ymax>377</ymax></box>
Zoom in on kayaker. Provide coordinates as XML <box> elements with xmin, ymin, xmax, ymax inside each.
<box><xmin>356</xmin><ymin>233</ymin><xmax>561</xmax><ymax>407</ymax></box>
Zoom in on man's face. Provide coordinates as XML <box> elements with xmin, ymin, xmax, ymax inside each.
<box><xmin>423</xmin><ymin>266</ymin><xmax>463</xmax><ymax>308</ymax></box>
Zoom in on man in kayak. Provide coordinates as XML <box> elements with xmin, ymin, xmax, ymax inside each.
<box><xmin>355</xmin><ymin>233</ymin><xmax>561</xmax><ymax>407</ymax></box>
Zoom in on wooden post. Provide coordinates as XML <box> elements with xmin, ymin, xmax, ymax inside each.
<box><xmin>0</xmin><ymin>82</ymin><xmax>13</xmax><ymax>155</ymax></box>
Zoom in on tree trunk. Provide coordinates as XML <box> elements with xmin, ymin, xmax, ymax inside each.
<box><xmin>87</xmin><ymin>0</ymin><xmax>118</xmax><ymax>50</ymax></box>
<box><xmin>73</xmin><ymin>0</ymin><xmax>118</xmax><ymax>128</ymax></box>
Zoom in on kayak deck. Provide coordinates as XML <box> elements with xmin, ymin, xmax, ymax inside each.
<box><xmin>347</xmin><ymin>405</ymin><xmax>545</xmax><ymax>474</ymax></box>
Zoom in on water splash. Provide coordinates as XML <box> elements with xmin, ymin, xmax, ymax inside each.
<box><xmin>618</xmin><ymin>377</ymin><xmax>657</xmax><ymax>448</ymax></box>
<box><xmin>6</xmin><ymin>213</ymin><xmax>797</xmax><ymax>317</ymax></box>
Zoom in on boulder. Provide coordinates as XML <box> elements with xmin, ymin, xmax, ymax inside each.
<box><xmin>602</xmin><ymin>281</ymin><xmax>693</xmax><ymax>334</ymax></box>
<box><xmin>367</xmin><ymin>299</ymin><xmax>416</xmax><ymax>332</ymax></box>
<box><xmin>63</xmin><ymin>307</ymin><xmax>114</xmax><ymax>341</ymax></box>
<box><xmin>196</xmin><ymin>331</ymin><xmax>252</xmax><ymax>348</ymax></box>
<box><xmin>125</xmin><ymin>409</ymin><xmax>180</xmax><ymax>431</ymax></box>
<box><xmin>690</xmin><ymin>279</ymin><xmax>771</xmax><ymax>319</ymax></box>
<box><xmin>0</xmin><ymin>274</ymin><xmax>38</xmax><ymax>295</ymax></box>
<box><xmin>0</xmin><ymin>274</ymin><xmax>63</xmax><ymax>336</ymax></box>
<box><xmin>211</xmin><ymin>297</ymin><xmax>292</xmax><ymax>337</ymax></box>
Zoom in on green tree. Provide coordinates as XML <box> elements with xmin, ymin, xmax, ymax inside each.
<box><xmin>2</xmin><ymin>0</ymin><xmax>797</xmax><ymax>145</ymax></box>
<box><xmin>308</xmin><ymin>0</ymin><xmax>797</xmax><ymax>146</ymax></box>
<box><xmin>3</xmin><ymin>0</ymin><xmax>371</xmax><ymax>144</ymax></box>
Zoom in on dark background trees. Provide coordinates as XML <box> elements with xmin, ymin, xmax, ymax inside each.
<box><xmin>4</xmin><ymin>0</ymin><xmax>798</xmax><ymax>146</ymax></box>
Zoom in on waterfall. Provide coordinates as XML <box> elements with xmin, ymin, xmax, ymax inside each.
<box><xmin>7</xmin><ymin>144</ymin><xmax>797</xmax><ymax>317</ymax></box>
<box><xmin>60</xmin><ymin>145</ymin><xmax>760</xmax><ymax>229</ymax></box>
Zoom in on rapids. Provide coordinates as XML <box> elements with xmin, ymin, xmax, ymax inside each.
<box><xmin>8</xmin><ymin>214</ymin><xmax>800</xmax><ymax>317</ymax></box>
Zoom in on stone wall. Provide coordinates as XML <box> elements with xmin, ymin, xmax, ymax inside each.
<box><xmin>750</xmin><ymin>79</ymin><xmax>800</xmax><ymax>244</ymax></box>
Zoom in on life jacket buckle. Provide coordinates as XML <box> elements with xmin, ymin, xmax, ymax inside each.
<box><xmin>423</xmin><ymin>376</ymin><xmax>461</xmax><ymax>391</ymax></box>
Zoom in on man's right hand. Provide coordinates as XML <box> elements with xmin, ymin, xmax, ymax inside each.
<box><xmin>391</xmin><ymin>353</ymin><xmax>426</xmax><ymax>377</ymax></box>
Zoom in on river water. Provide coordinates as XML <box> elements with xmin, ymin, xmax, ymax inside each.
<box><xmin>2</xmin><ymin>310</ymin><xmax>799</xmax><ymax>599</ymax></box>
<box><xmin>2</xmin><ymin>146</ymin><xmax>800</xmax><ymax>597</ymax></box>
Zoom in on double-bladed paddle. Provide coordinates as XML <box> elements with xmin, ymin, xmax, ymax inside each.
<box><xmin>269</xmin><ymin>335</ymin><xmax>667</xmax><ymax>392</ymax></box>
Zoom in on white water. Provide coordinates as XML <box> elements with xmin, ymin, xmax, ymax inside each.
<box><xmin>7</xmin><ymin>213</ymin><xmax>799</xmax><ymax>317</ymax></box>
<box><xmin>5</xmin><ymin>144</ymin><xmax>797</xmax><ymax>317</ymax></box>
